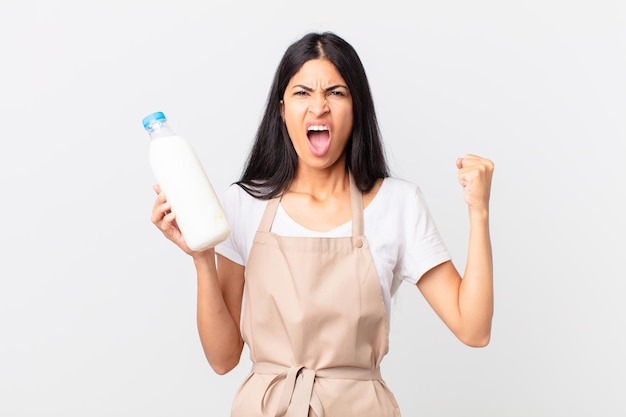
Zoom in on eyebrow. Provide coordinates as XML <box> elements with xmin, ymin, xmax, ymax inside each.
<box><xmin>292</xmin><ymin>84</ymin><xmax>349</xmax><ymax>92</ymax></box>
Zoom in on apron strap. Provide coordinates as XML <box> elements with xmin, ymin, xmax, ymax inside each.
<box><xmin>349</xmin><ymin>173</ymin><xmax>364</xmax><ymax>237</ymax></box>
<box><xmin>258</xmin><ymin>197</ymin><xmax>280</xmax><ymax>233</ymax></box>
<box><xmin>256</xmin><ymin>172</ymin><xmax>364</xmax><ymax>237</ymax></box>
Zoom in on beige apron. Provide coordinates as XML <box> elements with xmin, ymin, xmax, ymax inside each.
<box><xmin>231</xmin><ymin>174</ymin><xmax>401</xmax><ymax>417</ymax></box>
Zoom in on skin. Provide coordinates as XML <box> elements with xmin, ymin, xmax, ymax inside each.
<box><xmin>279</xmin><ymin>58</ymin><xmax>368</xmax><ymax>231</ymax></box>
<box><xmin>151</xmin><ymin>58</ymin><xmax>494</xmax><ymax>375</ymax></box>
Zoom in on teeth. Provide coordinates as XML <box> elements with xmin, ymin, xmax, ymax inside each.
<box><xmin>308</xmin><ymin>125</ymin><xmax>329</xmax><ymax>132</ymax></box>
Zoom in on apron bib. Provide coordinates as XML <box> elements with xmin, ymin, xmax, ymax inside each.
<box><xmin>231</xmin><ymin>174</ymin><xmax>401</xmax><ymax>417</ymax></box>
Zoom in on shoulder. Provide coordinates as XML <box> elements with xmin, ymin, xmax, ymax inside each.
<box><xmin>216</xmin><ymin>184</ymin><xmax>269</xmax><ymax>265</ymax></box>
<box><xmin>377</xmin><ymin>177</ymin><xmax>426</xmax><ymax>206</ymax></box>
<box><xmin>366</xmin><ymin>177</ymin><xmax>435</xmax><ymax>230</ymax></box>
<box><xmin>221</xmin><ymin>183</ymin><xmax>268</xmax><ymax>209</ymax></box>
<box><xmin>220</xmin><ymin>184</ymin><xmax>269</xmax><ymax>230</ymax></box>
<box><xmin>381</xmin><ymin>176</ymin><xmax>420</xmax><ymax>193</ymax></box>
<box><xmin>364</xmin><ymin>177</ymin><xmax>426</xmax><ymax>225</ymax></box>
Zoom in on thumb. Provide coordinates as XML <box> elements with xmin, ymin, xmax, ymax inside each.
<box><xmin>456</xmin><ymin>157</ymin><xmax>464</xmax><ymax>169</ymax></box>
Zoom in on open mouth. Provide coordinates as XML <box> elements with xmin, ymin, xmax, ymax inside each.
<box><xmin>307</xmin><ymin>125</ymin><xmax>331</xmax><ymax>157</ymax></box>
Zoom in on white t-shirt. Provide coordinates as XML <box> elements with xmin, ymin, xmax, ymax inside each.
<box><xmin>215</xmin><ymin>177</ymin><xmax>451</xmax><ymax>315</ymax></box>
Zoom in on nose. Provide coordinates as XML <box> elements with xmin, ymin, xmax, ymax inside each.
<box><xmin>308</xmin><ymin>93</ymin><xmax>329</xmax><ymax>116</ymax></box>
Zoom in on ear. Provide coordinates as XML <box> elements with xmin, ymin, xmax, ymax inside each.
<box><xmin>279</xmin><ymin>100</ymin><xmax>285</xmax><ymax>121</ymax></box>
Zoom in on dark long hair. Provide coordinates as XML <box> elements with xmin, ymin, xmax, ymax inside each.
<box><xmin>237</xmin><ymin>32</ymin><xmax>389</xmax><ymax>199</ymax></box>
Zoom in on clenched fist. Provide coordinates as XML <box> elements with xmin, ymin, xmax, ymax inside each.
<box><xmin>456</xmin><ymin>154</ymin><xmax>494</xmax><ymax>213</ymax></box>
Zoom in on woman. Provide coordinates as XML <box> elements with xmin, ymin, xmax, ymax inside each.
<box><xmin>152</xmin><ymin>32</ymin><xmax>494</xmax><ymax>416</ymax></box>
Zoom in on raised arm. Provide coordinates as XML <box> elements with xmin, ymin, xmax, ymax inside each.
<box><xmin>416</xmin><ymin>155</ymin><xmax>494</xmax><ymax>347</ymax></box>
<box><xmin>152</xmin><ymin>185</ymin><xmax>245</xmax><ymax>374</ymax></box>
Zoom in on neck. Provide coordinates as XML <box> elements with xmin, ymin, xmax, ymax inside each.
<box><xmin>289</xmin><ymin>164</ymin><xmax>349</xmax><ymax>202</ymax></box>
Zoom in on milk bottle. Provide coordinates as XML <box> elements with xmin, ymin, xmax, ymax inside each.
<box><xmin>142</xmin><ymin>111</ymin><xmax>230</xmax><ymax>250</ymax></box>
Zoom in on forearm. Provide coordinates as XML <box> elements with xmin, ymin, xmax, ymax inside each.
<box><xmin>193</xmin><ymin>250</ymin><xmax>243</xmax><ymax>374</ymax></box>
<box><xmin>458</xmin><ymin>208</ymin><xmax>493</xmax><ymax>346</ymax></box>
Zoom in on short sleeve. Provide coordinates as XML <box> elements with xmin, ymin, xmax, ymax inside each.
<box><xmin>215</xmin><ymin>185</ymin><xmax>245</xmax><ymax>265</ymax></box>
<box><xmin>394</xmin><ymin>186</ymin><xmax>451</xmax><ymax>285</ymax></box>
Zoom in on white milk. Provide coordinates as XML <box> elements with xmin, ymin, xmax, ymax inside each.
<box><xmin>143</xmin><ymin>112</ymin><xmax>230</xmax><ymax>251</ymax></box>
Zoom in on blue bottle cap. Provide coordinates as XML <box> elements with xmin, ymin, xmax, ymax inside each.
<box><xmin>142</xmin><ymin>111</ymin><xmax>167</xmax><ymax>129</ymax></box>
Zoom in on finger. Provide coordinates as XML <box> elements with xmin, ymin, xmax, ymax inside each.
<box><xmin>153</xmin><ymin>184</ymin><xmax>162</xmax><ymax>194</ymax></box>
<box><xmin>459</xmin><ymin>169</ymin><xmax>478</xmax><ymax>183</ymax></box>
<box><xmin>457</xmin><ymin>169</ymin><xmax>470</xmax><ymax>183</ymax></box>
<box><xmin>151</xmin><ymin>192</ymin><xmax>167</xmax><ymax>213</ymax></box>
<box><xmin>151</xmin><ymin>201</ymin><xmax>172</xmax><ymax>224</ymax></box>
<box><xmin>457</xmin><ymin>155</ymin><xmax>482</xmax><ymax>168</ymax></box>
<box><xmin>161</xmin><ymin>209</ymin><xmax>176</xmax><ymax>226</ymax></box>
<box><xmin>458</xmin><ymin>155</ymin><xmax>494</xmax><ymax>173</ymax></box>
<box><xmin>153</xmin><ymin>188</ymin><xmax>168</xmax><ymax>207</ymax></box>
<box><xmin>457</xmin><ymin>154</ymin><xmax>484</xmax><ymax>170</ymax></box>
<box><xmin>461</xmin><ymin>154</ymin><xmax>494</xmax><ymax>167</ymax></box>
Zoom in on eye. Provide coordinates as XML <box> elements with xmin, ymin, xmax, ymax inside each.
<box><xmin>328</xmin><ymin>89</ymin><xmax>347</xmax><ymax>97</ymax></box>
<box><xmin>293</xmin><ymin>90</ymin><xmax>308</xmax><ymax>97</ymax></box>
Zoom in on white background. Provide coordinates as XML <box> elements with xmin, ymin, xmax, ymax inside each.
<box><xmin>1</xmin><ymin>0</ymin><xmax>624</xmax><ymax>415</ymax></box>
